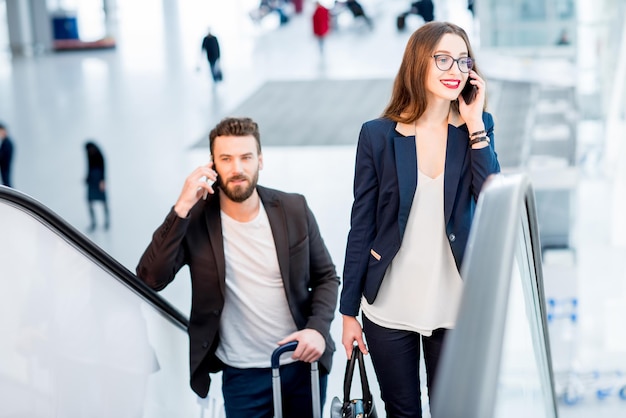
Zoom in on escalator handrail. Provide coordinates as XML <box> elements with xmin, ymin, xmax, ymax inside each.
<box><xmin>0</xmin><ymin>185</ymin><xmax>188</xmax><ymax>330</ymax></box>
<box><xmin>524</xmin><ymin>175</ymin><xmax>558</xmax><ymax>414</ymax></box>
<box><xmin>430</xmin><ymin>173</ymin><xmax>558</xmax><ymax>418</ymax></box>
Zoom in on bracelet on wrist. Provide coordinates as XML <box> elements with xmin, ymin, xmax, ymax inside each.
<box><xmin>469</xmin><ymin>129</ymin><xmax>486</xmax><ymax>138</ymax></box>
<box><xmin>470</xmin><ymin>135</ymin><xmax>489</xmax><ymax>146</ymax></box>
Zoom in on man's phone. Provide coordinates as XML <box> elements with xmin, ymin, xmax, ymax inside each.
<box><xmin>202</xmin><ymin>159</ymin><xmax>217</xmax><ymax>200</ymax></box>
<box><xmin>461</xmin><ymin>76</ymin><xmax>477</xmax><ymax>104</ymax></box>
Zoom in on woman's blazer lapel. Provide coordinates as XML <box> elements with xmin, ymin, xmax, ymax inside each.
<box><xmin>443</xmin><ymin>126</ymin><xmax>469</xmax><ymax>224</ymax></box>
<box><xmin>393</xmin><ymin>125</ymin><xmax>469</xmax><ymax>239</ymax></box>
<box><xmin>394</xmin><ymin>135</ymin><xmax>417</xmax><ymax>240</ymax></box>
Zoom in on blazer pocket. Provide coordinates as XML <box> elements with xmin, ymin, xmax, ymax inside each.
<box><xmin>289</xmin><ymin>235</ymin><xmax>308</xmax><ymax>255</ymax></box>
<box><xmin>370</xmin><ymin>248</ymin><xmax>381</xmax><ymax>261</ymax></box>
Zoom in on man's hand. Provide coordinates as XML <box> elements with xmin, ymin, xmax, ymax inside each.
<box><xmin>173</xmin><ymin>163</ymin><xmax>218</xmax><ymax>218</ymax></box>
<box><xmin>277</xmin><ymin>329</ymin><xmax>326</xmax><ymax>363</ymax></box>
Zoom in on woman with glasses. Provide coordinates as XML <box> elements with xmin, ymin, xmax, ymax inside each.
<box><xmin>340</xmin><ymin>21</ymin><xmax>500</xmax><ymax>417</ymax></box>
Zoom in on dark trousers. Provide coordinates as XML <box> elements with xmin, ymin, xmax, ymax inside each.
<box><xmin>363</xmin><ymin>314</ymin><xmax>448</xmax><ymax>418</ymax></box>
<box><xmin>88</xmin><ymin>199</ymin><xmax>109</xmax><ymax>230</ymax></box>
<box><xmin>222</xmin><ymin>361</ymin><xmax>327</xmax><ymax>418</ymax></box>
<box><xmin>0</xmin><ymin>165</ymin><xmax>11</xmax><ymax>187</ymax></box>
<box><xmin>208</xmin><ymin>59</ymin><xmax>223</xmax><ymax>82</ymax></box>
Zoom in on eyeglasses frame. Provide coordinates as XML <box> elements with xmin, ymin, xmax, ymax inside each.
<box><xmin>432</xmin><ymin>54</ymin><xmax>473</xmax><ymax>73</ymax></box>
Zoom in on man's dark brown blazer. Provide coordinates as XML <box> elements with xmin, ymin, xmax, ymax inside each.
<box><xmin>137</xmin><ymin>185</ymin><xmax>339</xmax><ymax>397</ymax></box>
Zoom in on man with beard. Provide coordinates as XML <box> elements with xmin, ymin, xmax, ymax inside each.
<box><xmin>136</xmin><ymin>117</ymin><xmax>339</xmax><ymax>418</ymax></box>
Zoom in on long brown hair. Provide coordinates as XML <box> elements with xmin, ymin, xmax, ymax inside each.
<box><xmin>382</xmin><ymin>22</ymin><xmax>484</xmax><ymax>123</ymax></box>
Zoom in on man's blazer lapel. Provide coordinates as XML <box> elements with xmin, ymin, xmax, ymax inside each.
<box><xmin>259</xmin><ymin>188</ymin><xmax>291</xmax><ymax>288</ymax></box>
<box><xmin>205</xmin><ymin>197</ymin><xmax>227</xmax><ymax>295</ymax></box>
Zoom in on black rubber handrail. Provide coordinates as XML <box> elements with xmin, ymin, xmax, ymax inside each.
<box><xmin>0</xmin><ymin>185</ymin><xmax>188</xmax><ymax>330</ymax></box>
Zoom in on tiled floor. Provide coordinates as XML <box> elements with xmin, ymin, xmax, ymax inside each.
<box><xmin>1</xmin><ymin>0</ymin><xmax>625</xmax><ymax>416</ymax></box>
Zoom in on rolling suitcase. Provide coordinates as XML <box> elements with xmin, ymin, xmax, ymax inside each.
<box><xmin>271</xmin><ymin>341</ymin><xmax>322</xmax><ymax>418</ymax></box>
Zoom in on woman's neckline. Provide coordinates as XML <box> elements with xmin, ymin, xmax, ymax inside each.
<box><xmin>392</xmin><ymin>109</ymin><xmax>467</xmax><ymax>137</ymax></box>
<box><xmin>394</xmin><ymin>121</ymin><xmax>466</xmax><ymax>137</ymax></box>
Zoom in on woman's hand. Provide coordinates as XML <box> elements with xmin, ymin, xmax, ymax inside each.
<box><xmin>458</xmin><ymin>70</ymin><xmax>486</xmax><ymax>131</ymax></box>
<box><xmin>342</xmin><ymin>315</ymin><xmax>368</xmax><ymax>359</ymax></box>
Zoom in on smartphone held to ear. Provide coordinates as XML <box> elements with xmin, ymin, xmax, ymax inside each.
<box><xmin>461</xmin><ymin>78</ymin><xmax>477</xmax><ymax>104</ymax></box>
<box><xmin>202</xmin><ymin>175</ymin><xmax>216</xmax><ymax>200</ymax></box>
<box><xmin>201</xmin><ymin>158</ymin><xmax>217</xmax><ymax>200</ymax></box>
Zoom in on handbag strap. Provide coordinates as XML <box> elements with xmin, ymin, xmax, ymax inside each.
<box><xmin>356</xmin><ymin>347</ymin><xmax>373</xmax><ymax>407</ymax></box>
<box><xmin>343</xmin><ymin>345</ymin><xmax>374</xmax><ymax>407</ymax></box>
<box><xmin>342</xmin><ymin>347</ymin><xmax>358</xmax><ymax>401</ymax></box>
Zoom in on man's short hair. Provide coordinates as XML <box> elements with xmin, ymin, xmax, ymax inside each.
<box><xmin>209</xmin><ymin>117</ymin><xmax>261</xmax><ymax>155</ymax></box>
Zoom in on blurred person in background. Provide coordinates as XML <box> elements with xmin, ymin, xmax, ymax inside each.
<box><xmin>398</xmin><ymin>0</ymin><xmax>435</xmax><ymax>32</ymax></box>
<box><xmin>201</xmin><ymin>28</ymin><xmax>223</xmax><ymax>83</ymax></box>
<box><xmin>312</xmin><ymin>1</ymin><xmax>331</xmax><ymax>54</ymax></box>
<box><xmin>345</xmin><ymin>0</ymin><xmax>373</xmax><ymax>29</ymax></box>
<box><xmin>411</xmin><ymin>0</ymin><xmax>435</xmax><ymax>23</ymax></box>
<box><xmin>85</xmin><ymin>141</ymin><xmax>109</xmax><ymax>232</ymax></box>
<box><xmin>0</xmin><ymin>122</ymin><xmax>15</xmax><ymax>188</ymax></box>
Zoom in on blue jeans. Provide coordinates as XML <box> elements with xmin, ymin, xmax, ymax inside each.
<box><xmin>363</xmin><ymin>314</ymin><xmax>448</xmax><ymax>418</ymax></box>
<box><xmin>222</xmin><ymin>361</ymin><xmax>327</xmax><ymax>418</ymax></box>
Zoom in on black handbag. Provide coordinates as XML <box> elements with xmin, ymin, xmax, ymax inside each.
<box><xmin>330</xmin><ymin>345</ymin><xmax>378</xmax><ymax>418</ymax></box>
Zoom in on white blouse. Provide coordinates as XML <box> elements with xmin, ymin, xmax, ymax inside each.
<box><xmin>361</xmin><ymin>169</ymin><xmax>464</xmax><ymax>336</ymax></box>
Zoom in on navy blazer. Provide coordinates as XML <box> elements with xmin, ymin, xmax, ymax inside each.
<box><xmin>137</xmin><ymin>185</ymin><xmax>339</xmax><ymax>397</ymax></box>
<box><xmin>340</xmin><ymin>114</ymin><xmax>500</xmax><ymax>317</ymax></box>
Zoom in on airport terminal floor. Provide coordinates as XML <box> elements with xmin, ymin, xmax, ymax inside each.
<box><xmin>1</xmin><ymin>0</ymin><xmax>625</xmax><ymax>416</ymax></box>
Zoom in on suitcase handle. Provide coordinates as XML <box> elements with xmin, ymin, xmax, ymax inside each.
<box><xmin>271</xmin><ymin>341</ymin><xmax>299</xmax><ymax>369</ymax></box>
<box><xmin>271</xmin><ymin>341</ymin><xmax>321</xmax><ymax>418</ymax></box>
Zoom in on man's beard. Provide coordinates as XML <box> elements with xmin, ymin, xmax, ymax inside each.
<box><xmin>218</xmin><ymin>171</ymin><xmax>259</xmax><ymax>203</ymax></box>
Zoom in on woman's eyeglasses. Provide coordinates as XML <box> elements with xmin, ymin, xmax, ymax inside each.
<box><xmin>432</xmin><ymin>55</ymin><xmax>473</xmax><ymax>73</ymax></box>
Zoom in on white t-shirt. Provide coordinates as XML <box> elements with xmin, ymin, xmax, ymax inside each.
<box><xmin>215</xmin><ymin>204</ymin><xmax>298</xmax><ymax>368</ymax></box>
<box><xmin>361</xmin><ymin>169</ymin><xmax>464</xmax><ymax>336</ymax></box>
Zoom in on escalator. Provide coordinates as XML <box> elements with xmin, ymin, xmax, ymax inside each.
<box><xmin>432</xmin><ymin>174</ymin><xmax>559</xmax><ymax>418</ymax></box>
<box><xmin>0</xmin><ymin>186</ymin><xmax>203</xmax><ymax>417</ymax></box>
<box><xmin>1</xmin><ymin>172</ymin><xmax>558</xmax><ymax>418</ymax></box>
